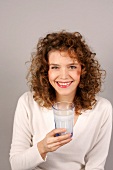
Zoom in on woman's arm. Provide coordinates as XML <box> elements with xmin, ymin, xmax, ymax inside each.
<box><xmin>9</xmin><ymin>96</ymin><xmax>45</xmax><ymax>170</ymax></box>
<box><xmin>85</xmin><ymin>102</ymin><xmax>112</xmax><ymax>170</ymax></box>
<box><xmin>9</xmin><ymin>94</ymin><xmax>72</xmax><ymax>170</ymax></box>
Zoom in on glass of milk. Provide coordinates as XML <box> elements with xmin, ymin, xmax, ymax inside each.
<box><xmin>52</xmin><ymin>102</ymin><xmax>75</xmax><ymax>136</ymax></box>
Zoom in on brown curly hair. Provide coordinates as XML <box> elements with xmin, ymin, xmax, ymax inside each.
<box><xmin>27</xmin><ymin>30</ymin><xmax>105</xmax><ymax>114</ymax></box>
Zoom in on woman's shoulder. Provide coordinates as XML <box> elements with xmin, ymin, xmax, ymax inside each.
<box><xmin>95</xmin><ymin>95</ymin><xmax>112</xmax><ymax>108</ymax></box>
<box><xmin>94</xmin><ymin>95</ymin><xmax>112</xmax><ymax>118</ymax></box>
<box><xmin>18</xmin><ymin>91</ymin><xmax>34</xmax><ymax>104</ymax></box>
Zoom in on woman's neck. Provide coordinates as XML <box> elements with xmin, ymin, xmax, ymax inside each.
<box><xmin>56</xmin><ymin>94</ymin><xmax>75</xmax><ymax>102</ymax></box>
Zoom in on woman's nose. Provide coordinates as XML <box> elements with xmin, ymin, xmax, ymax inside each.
<box><xmin>60</xmin><ymin>68</ymin><xmax>68</xmax><ymax>79</ymax></box>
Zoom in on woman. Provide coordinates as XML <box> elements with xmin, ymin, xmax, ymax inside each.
<box><xmin>9</xmin><ymin>31</ymin><xmax>112</xmax><ymax>170</ymax></box>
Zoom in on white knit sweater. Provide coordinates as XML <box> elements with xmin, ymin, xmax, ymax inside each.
<box><xmin>9</xmin><ymin>91</ymin><xmax>112</xmax><ymax>170</ymax></box>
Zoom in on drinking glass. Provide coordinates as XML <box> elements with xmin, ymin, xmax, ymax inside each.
<box><xmin>52</xmin><ymin>101</ymin><xmax>75</xmax><ymax>136</ymax></box>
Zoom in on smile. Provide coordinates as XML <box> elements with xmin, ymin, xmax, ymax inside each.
<box><xmin>57</xmin><ymin>81</ymin><xmax>72</xmax><ymax>88</ymax></box>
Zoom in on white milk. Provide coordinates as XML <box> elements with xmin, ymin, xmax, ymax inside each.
<box><xmin>54</xmin><ymin>111</ymin><xmax>74</xmax><ymax>136</ymax></box>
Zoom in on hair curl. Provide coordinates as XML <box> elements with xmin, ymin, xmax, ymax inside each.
<box><xmin>27</xmin><ymin>30</ymin><xmax>106</xmax><ymax>114</ymax></box>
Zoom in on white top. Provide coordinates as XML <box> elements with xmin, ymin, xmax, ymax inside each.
<box><xmin>9</xmin><ymin>91</ymin><xmax>112</xmax><ymax>170</ymax></box>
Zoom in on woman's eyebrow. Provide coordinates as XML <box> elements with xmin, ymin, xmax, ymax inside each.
<box><xmin>49</xmin><ymin>64</ymin><xmax>60</xmax><ymax>66</ymax></box>
<box><xmin>49</xmin><ymin>62</ymin><xmax>79</xmax><ymax>66</ymax></box>
<box><xmin>67</xmin><ymin>62</ymin><xmax>79</xmax><ymax>65</ymax></box>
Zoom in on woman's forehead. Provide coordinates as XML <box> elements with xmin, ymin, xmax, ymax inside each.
<box><xmin>48</xmin><ymin>50</ymin><xmax>78</xmax><ymax>59</ymax></box>
<box><xmin>48</xmin><ymin>50</ymin><xmax>79</xmax><ymax>64</ymax></box>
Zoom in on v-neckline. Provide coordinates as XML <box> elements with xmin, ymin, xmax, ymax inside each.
<box><xmin>74</xmin><ymin>114</ymin><xmax>80</xmax><ymax>125</ymax></box>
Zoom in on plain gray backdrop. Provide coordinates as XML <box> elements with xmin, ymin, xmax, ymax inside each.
<box><xmin>0</xmin><ymin>0</ymin><xmax>113</xmax><ymax>169</ymax></box>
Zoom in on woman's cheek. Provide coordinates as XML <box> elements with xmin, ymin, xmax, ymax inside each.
<box><xmin>48</xmin><ymin>70</ymin><xmax>56</xmax><ymax>80</ymax></box>
<box><xmin>77</xmin><ymin>70</ymin><xmax>81</xmax><ymax>76</ymax></box>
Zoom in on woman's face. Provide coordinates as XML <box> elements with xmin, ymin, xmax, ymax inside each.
<box><xmin>48</xmin><ymin>50</ymin><xmax>81</xmax><ymax>101</ymax></box>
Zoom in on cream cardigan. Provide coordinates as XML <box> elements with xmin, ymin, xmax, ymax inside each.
<box><xmin>9</xmin><ymin>91</ymin><xmax>112</xmax><ymax>170</ymax></box>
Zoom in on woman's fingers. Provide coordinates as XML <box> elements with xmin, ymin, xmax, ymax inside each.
<box><xmin>45</xmin><ymin>131</ymin><xmax>72</xmax><ymax>152</ymax></box>
<box><xmin>48</xmin><ymin>128</ymin><xmax>67</xmax><ymax>136</ymax></box>
<box><xmin>46</xmin><ymin>132</ymin><xmax>71</xmax><ymax>145</ymax></box>
<box><xmin>47</xmin><ymin>136</ymin><xmax>72</xmax><ymax>151</ymax></box>
<box><xmin>38</xmin><ymin>128</ymin><xmax>72</xmax><ymax>158</ymax></box>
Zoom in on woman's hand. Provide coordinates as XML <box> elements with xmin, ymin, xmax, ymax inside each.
<box><xmin>37</xmin><ymin>128</ymin><xmax>72</xmax><ymax>159</ymax></box>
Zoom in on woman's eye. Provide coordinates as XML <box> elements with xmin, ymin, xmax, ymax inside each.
<box><xmin>51</xmin><ymin>66</ymin><xmax>59</xmax><ymax>69</ymax></box>
<box><xmin>70</xmin><ymin>65</ymin><xmax>76</xmax><ymax>69</ymax></box>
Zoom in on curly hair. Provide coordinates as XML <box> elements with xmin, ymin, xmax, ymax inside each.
<box><xmin>27</xmin><ymin>30</ymin><xmax>106</xmax><ymax>114</ymax></box>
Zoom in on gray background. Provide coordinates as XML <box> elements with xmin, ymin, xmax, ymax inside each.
<box><xmin>0</xmin><ymin>0</ymin><xmax>113</xmax><ymax>169</ymax></box>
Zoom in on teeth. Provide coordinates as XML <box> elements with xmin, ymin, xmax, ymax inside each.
<box><xmin>58</xmin><ymin>82</ymin><xmax>71</xmax><ymax>86</ymax></box>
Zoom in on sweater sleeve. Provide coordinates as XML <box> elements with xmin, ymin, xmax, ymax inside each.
<box><xmin>9</xmin><ymin>95</ymin><xmax>45</xmax><ymax>170</ymax></box>
<box><xmin>85</xmin><ymin>101</ymin><xmax>112</xmax><ymax>170</ymax></box>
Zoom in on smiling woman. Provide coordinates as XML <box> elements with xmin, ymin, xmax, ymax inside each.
<box><xmin>48</xmin><ymin>50</ymin><xmax>81</xmax><ymax>102</ymax></box>
<box><xmin>26</xmin><ymin>31</ymin><xmax>105</xmax><ymax>114</ymax></box>
<box><xmin>9</xmin><ymin>30</ymin><xmax>112</xmax><ymax>170</ymax></box>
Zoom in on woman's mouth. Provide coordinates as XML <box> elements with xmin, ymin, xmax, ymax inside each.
<box><xmin>56</xmin><ymin>81</ymin><xmax>72</xmax><ymax>88</ymax></box>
